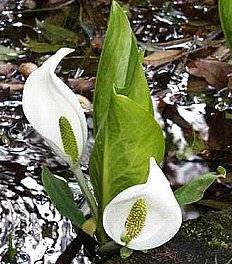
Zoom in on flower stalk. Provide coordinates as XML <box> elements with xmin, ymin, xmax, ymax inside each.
<box><xmin>71</xmin><ymin>166</ymin><xmax>98</xmax><ymax>222</ymax></box>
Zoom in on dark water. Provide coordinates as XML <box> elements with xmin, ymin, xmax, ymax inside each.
<box><xmin>0</xmin><ymin>92</ymin><xmax>84</xmax><ymax>263</ymax></box>
<box><xmin>0</xmin><ymin>0</ymin><xmax>231</xmax><ymax>263</ymax></box>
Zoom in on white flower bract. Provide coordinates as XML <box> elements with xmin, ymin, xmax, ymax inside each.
<box><xmin>103</xmin><ymin>157</ymin><xmax>182</xmax><ymax>250</ymax></box>
<box><xmin>22</xmin><ymin>48</ymin><xmax>87</xmax><ymax>166</ymax></box>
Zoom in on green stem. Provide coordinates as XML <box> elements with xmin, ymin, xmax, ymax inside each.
<box><xmin>71</xmin><ymin>166</ymin><xmax>98</xmax><ymax>222</ymax></box>
<box><xmin>92</xmin><ymin>204</ymin><xmax>110</xmax><ymax>244</ymax></box>
<box><xmin>72</xmin><ymin>166</ymin><xmax>109</xmax><ymax>244</ymax></box>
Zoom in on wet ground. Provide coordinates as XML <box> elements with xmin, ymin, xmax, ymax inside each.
<box><xmin>0</xmin><ymin>0</ymin><xmax>232</xmax><ymax>263</ymax></box>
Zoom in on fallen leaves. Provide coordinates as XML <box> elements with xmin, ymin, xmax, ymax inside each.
<box><xmin>144</xmin><ymin>49</ymin><xmax>183</xmax><ymax>67</ymax></box>
<box><xmin>45</xmin><ymin>0</ymin><xmax>73</xmax><ymax>7</ymax></box>
<box><xmin>0</xmin><ymin>64</ymin><xmax>16</xmax><ymax>76</ymax></box>
<box><xmin>0</xmin><ymin>62</ymin><xmax>37</xmax><ymax>94</ymax></box>
<box><xmin>187</xmin><ymin>59</ymin><xmax>232</xmax><ymax>89</ymax></box>
<box><xmin>68</xmin><ymin>77</ymin><xmax>95</xmax><ymax>93</ymax></box>
<box><xmin>0</xmin><ymin>59</ymin><xmax>94</xmax><ymax>115</ymax></box>
<box><xmin>77</xmin><ymin>94</ymin><xmax>93</xmax><ymax>113</ymax></box>
<box><xmin>0</xmin><ymin>82</ymin><xmax>24</xmax><ymax>92</ymax></box>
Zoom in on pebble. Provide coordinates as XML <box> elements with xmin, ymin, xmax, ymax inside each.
<box><xmin>18</xmin><ymin>62</ymin><xmax>38</xmax><ymax>78</ymax></box>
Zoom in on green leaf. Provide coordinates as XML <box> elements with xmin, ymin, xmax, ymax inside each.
<box><xmin>36</xmin><ymin>19</ymin><xmax>78</xmax><ymax>44</ymax></box>
<box><xmin>93</xmin><ymin>1</ymin><xmax>153</xmax><ymax>134</ymax></box>
<box><xmin>59</xmin><ymin>116</ymin><xmax>78</xmax><ymax>164</ymax></box>
<box><xmin>120</xmin><ymin>247</ymin><xmax>133</xmax><ymax>259</ymax></box>
<box><xmin>174</xmin><ymin>167</ymin><xmax>226</xmax><ymax>205</ymax></box>
<box><xmin>89</xmin><ymin>2</ymin><xmax>165</xmax><ymax>232</ymax></box>
<box><xmin>188</xmin><ymin>131</ymin><xmax>205</xmax><ymax>155</ymax></box>
<box><xmin>90</xmin><ymin>89</ymin><xmax>165</xmax><ymax>212</ymax></box>
<box><xmin>22</xmin><ymin>39</ymin><xmax>65</xmax><ymax>53</ymax></box>
<box><xmin>0</xmin><ymin>45</ymin><xmax>22</xmax><ymax>61</ymax></box>
<box><xmin>219</xmin><ymin>0</ymin><xmax>232</xmax><ymax>49</ymax></box>
<box><xmin>23</xmin><ymin>20</ymin><xmax>78</xmax><ymax>53</ymax></box>
<box><xmin>7</xmin><ymin>233</ymin><xmax>16</xmax><ymax>262</ymax></box>
<box><xmin>176</xmin><ymin>131</ymin><xmax>205</xmax><ymax>159</ymax></box>
<box><xmin>82</xmin><ymin>218</ymin><xmax>96</xmax><ymax>237</ymax></box>
<box><xmin>226</xmin><ymin>112</ymin><xmax>232</xmax><ymax>119</ymax></box>
<box><xmin>42</xmin><ymin>166</ymin><xmax>85</xmax><ymax>227</ymax></box>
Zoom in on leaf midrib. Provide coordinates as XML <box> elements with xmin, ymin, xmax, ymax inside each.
<box><xmin>102</xmin><ymin>121</ymin><xmax>110</xmax><ymax>210</ymax></box>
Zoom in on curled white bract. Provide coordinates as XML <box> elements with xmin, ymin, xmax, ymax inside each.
<box><xmin>22</xmin><ymin>48</ymin><xmax>87</xmax><ymax>166</ymax></box>
<box><xmin>103</xmin><ymin>157</ymin><xmax>182</xmax><ymax>250</ymax></box>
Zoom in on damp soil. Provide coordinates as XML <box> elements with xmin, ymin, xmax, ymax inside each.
<box><xmin>0</xmin><ymin>0</ymin><xmax>232</xmax><ymax>263</ymax></box>
<box><xmin>104</xmin><ymin>209</ymin><xmax>232</xmax><ymax>264</ymax></box>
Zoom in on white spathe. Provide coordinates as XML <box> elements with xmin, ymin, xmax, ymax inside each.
<box><xmin>22</xmin><ymin>48</ymin><xmax>87</xmax><ymax>166</ymax></box>
<box><xmin>103</xmin><ymin>157</ymin><xmax>182</xmax><ymax>250</ymax></box>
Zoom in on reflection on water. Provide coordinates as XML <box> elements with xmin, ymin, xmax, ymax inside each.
<box><xmin>0</xmin><ymin>91</ymin><xmax>90</xmax><ymax>263</ymax></box>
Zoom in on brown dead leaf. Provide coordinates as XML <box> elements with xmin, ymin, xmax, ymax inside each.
<box><xmin>45</xmin><ymin>0</ymin><xmax>71</xmax><ymax>7</ymax></box>
<box><xmin>226</xmin><ymin>74</ymin><xmax>232</xmax><ymax>91</ymax></box>
<box><xmin>0</xmin><ymin>82</ymin><xmax>24</xmax><ymax>92</ymax></box>
<box><xmin>187</xmin><ymin>77</ymin><xmax>207</xmax><ymax>93</ymax></box>
<box><xmin>144</xmin><ymin>49</ymin><xmax>183</xmax><ymax>67</ymax></box>
<box><xmin>209</xmin><ymin>45</ymin><xmax>230</xmax><ymax>61</ymax></box>
<box><xmin>68</xmin><ymin>77</ymin><xmax>95</xmax><ymax>92</ymax></box>
<box><xmin>91</xmin><ymin>34</ymin><xmax>103</xmax><ymax>50</ymax></box>
<box><xmin>187</xmin><ymin>59</ymin><xmax>232</xmax><ymax>89</ymax></box>
<box><xmin>77</xmin><ymin>94</ymin><xmax>92</xmax><ymax>113</ymax></box>
<box><xmin>0</xmin><ymin>64</ymin><xmax>16</xmax><ymax>76</ymax></box>
<box><xmin>206</xmin><ymin>110</ymin><xmax>232</xmax><ymax>151</ymax></box>
<box><xmin>0</xmin><ymin>88</ymin><xmax>10</xmax><ymax>100</ymax></box>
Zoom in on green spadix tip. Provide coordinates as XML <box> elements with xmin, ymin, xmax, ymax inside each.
<box><xmin>59</xmin><ymin>116</ymin><xmax>78</xmax><ymax>164</ymax></box>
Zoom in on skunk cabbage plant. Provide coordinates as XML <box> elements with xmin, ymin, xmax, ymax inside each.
<box><xmin>103</xmin><ymin>158</ymin><xmax>182</xmax><ymax>250</ymax></box>
<box><xmin>21</xmin><ymin>1</ymin><xmax>225</xmax><ymax>256</ymax></box>
<box><xmin>23</xmin><ymin>48</ymin><xmax>87</xmax><ymax>167</ymax></box>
